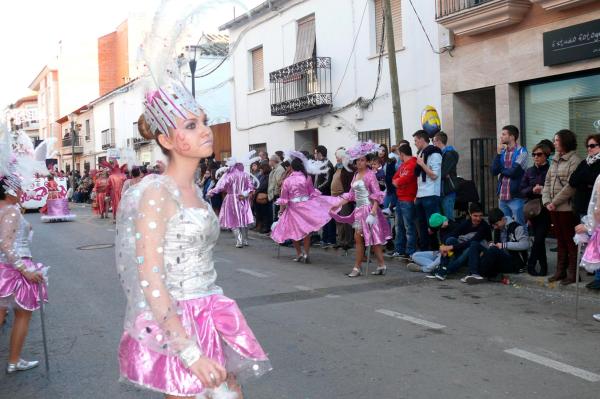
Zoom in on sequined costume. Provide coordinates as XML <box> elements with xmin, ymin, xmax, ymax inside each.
<box><xmin>271</xmin><ymin>171</ymin><xmax>340</xmax><ymax>243</ymax></box>
<box><xmin>40</xmin><ymin>179</ymin><xmax>76</xmax><ymax>222</ymax></box>
<box><xmin>0</xmin><ymin>205</ymin><xmax>48</xmax><ymax>311</ymax></box>
<box><xmin>116</xmin><ymin>175</ymin><xmax>270</xmax><ymax>397</ymax></box>
<box><xmin>208</xmin><ymin>164</ymin><xmax>255</xmax><ymax>247</ymax></box>
<box><xmin>93</xmin><ymin>175</ymin><xmax>109</xmax><ymax>216</ymax></box>
<box><xmin>581</xmin><ymin>174</ymin><xmax>600</xmax><ymax>272</ymax></box>
<box><xmin>107</xmin><ymin>170</ymin><xmax>126</xmax><ymax>219</ymax></box>
<box><xmin>330</xmin><ymin>169</ymin><xmax>391</xmax><ymax>246</ymax></box>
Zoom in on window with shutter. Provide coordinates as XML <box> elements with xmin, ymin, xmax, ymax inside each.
<box><xmin>251</xmin><ymin>46</ymin><xmax>264</xmax><ymax>91</ymax></box>
<box><xmin>374</xmin><ymin>0</ymin><xmax>402</xmax><ymax>52</ymax></box>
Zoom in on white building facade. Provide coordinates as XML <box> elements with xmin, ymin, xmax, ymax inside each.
<box><xmin>220</xmin><ymin>0</ymin><xmax>442</xmax><ymax>160</ymax></box>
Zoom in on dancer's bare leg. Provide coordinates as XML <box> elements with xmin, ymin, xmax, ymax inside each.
<box><xmin>353</xmin><ymin>231</ymin><xmax>364</xmax><ymax>270</ymax></box>
<box><xmin>292</xmin><ymin>240</ymin><xmax>302</xmax><ymax>257</ymax></box>
<box><xmin>0</xmin><ymin>307</ymin><xmax>7</xmax><ymax>326</ymax></box>
<box><xmin>303</xmin><ymin>235</ymin><xmax>311</xmax><ymax>256</ymax></box>
<box><xmin>373</xmin><ymin>245</ymin><xmax>385</xmax><ymax>266</ymax></box>
<box><xmin>8</xmin><ymin>308</ymin><xmax>32</xmax><ymax>363</ymax></box>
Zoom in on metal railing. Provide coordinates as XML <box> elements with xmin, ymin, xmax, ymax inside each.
<box><xmin>470</xmin><ymin>137</ymin><xmax>498</xmax><ymax>214</ymax></box>
<box><xmin>62</xmin><ymin>136</ymin><xmax>82</xmax><ymax>148</ymax></box>
<box><xmin>436</xmin><ymin>0</ymin><xmax>495</xmax><ymax>19</ymax></box>
<box><xmin>269</xmin><ymin>57</ymin><xmax>332</xmax><ymax>117</ymax></box>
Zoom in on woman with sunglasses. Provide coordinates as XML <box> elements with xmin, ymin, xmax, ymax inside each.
<box><xmin>542</xmin><ymin>130</ymin><xmax>581</xmax><ymax>285</ymax></box>
<box><xmin>570</xmin><ymin>134</ymin><xmax>600</xmax><ymax>292</ymax></box>
<box><xmin>520</xmin><ymin>143</ymin><xmax>552</xmax><ymax>276</ymax></box>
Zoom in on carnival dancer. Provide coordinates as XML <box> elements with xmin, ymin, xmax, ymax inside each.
<box><xmin>121</xmin><ymin>166</ymin><xmax>143</xmax><ymax>196</ymax></box>
<box><xmin>330</xmin><ymin>141</ymin><xmax>392</xmax><ymax>277</ymax></box>
<box><xmin>40</xmin><ymin>173</ymin><xmax>76</xmax><ymax>222</ymax></box>
<box><xmin>0</xmin><ymin>128</ymin><xmax>49</xmax><ymax>373</ymax></box>
<box><xmin>116</xmin><ymin>28</ymin><xmax>270</xmax><ymax>398</ymax></box>
<box><xmin>92</xmin><ymin>170</ymin><xmax>109</xmax><ymax>219</ymax></box>
<box><xmin>104</xmin><ymin>160</ymin><xmax>127</xmax><ymax>222</ymax></box>
<box><xmin>208</xmin><ymin>152</ymin><xmax>259</xmax><ymax>248</ymax></box>
<box><xmin>270</xmin><ymin>152</ymin><xmax>340</xmax><ymax>263</ymax></box>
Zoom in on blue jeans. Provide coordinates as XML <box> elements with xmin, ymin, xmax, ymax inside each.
<box><xmin>411</xmin><ymin>251</ymin><xmax>440</xmax><ymax>273</ymax></box>
<box><xmin>384</xmin><ymin>191</ymin><xmax>397</xmax><ymax>210</ymax></box>
<box><xmin>499</xmin><ymin>198</ymin><xmax>525</xmax><ymax>226</ymax></box>
<box><xmin>394</xmin><ymin>200</ymin><xmax>416</xmax><ymax>255</ymax></box>
<box><xmin>441</xmin><ymin>192</ymin><xmax>456</xmax><ymax>221</ymax></box>
<box><xmin>595</xmin><ymin>270</ymin><xmax>600</xmax><ymax>282</ymax></box>
<box><xmin>438</xmin><ymin>238</ymin><xmax>483</xmax><ymax>277</ymax></box>
<box><xmin>415</xmin><ymin>196</ymin><xmax>440</xmax><ymax>251</ymax></box>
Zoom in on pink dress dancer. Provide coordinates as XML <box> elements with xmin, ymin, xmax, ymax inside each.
<box><xmin>271</xmin><ymin>171</ymin><xmax>339</xmax><ymax>243</ymax></box>
<box><xmin>208</xmin><ymin>164</ymin><xmax>255</xmax><ymax>248</ymax></box>
<box><xmin>330</xmin><ymin>169</ymin><xmax>391</xmax><ymax>247</ymax></box>
<box><xmin>0</xmin><ymin>205</ymin><xmax>48</xmax><ymax>311</ymax></box>
<box><xmin>581</xmin><ymin>175</ymin><xmax>600</xmax><ymax>272</ymax></box>
<box><xmin>117</xmin><ymin>175</ymin><xmax>271</xmax><ymax>397</ymax></box>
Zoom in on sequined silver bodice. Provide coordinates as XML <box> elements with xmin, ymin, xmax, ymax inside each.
<box><xmin>352</xmin><ymin>180</ymin><xmax>370</xmax><ymax>208</ymax></box>
<box><xmin>164</xmin><ymin>207</ymin><xmax>223</xmax><ymax>300</ymax></box>
<box><xmin>0</xmin><ymin>210</ymin><xmax>32</xmax><ymax>263</ymax></box>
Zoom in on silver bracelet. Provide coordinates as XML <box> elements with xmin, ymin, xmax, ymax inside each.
<box><xmin>179</xmin><ymin>344</ymin><xmax>202</xmax><ymax>368</ymax></box>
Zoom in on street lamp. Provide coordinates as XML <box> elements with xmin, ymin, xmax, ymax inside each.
<box><xmin>67</xmin><ymin>112</ymin><xmax>77</xmax><ymax>194</ymax></box>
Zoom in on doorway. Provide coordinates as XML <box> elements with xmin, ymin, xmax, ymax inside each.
<box><xmin>294</xmin><ymin>128</ymin><xmax>318</xmax><ymax>154</ymax></box>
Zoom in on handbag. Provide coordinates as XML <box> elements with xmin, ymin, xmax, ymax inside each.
<box><xmin>524</xmin><ymin>198</ymin><xmax>542</xmax><ymax>220</ymax></box>
<box><xmin>256</xmin><ymin>192</ymin><xmax>268</xmax><ymax>205</ymax></box>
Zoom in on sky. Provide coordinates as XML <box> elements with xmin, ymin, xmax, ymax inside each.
<box><xmin>0</xmin><ymin>0</ymin><xmax>263</xmax><ymax>109</ymax></box>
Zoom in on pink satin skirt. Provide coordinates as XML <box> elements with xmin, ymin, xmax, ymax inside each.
<box><xmin>119</xmin><ymin>294</ymin><xmax>271</xmax><ymax>396</ymax></box>
<box><xmin>0</xmin><ymin>260</ymin><xmax>48</xmax><ymax>311</ymax></box>
<box><xmin>582</xmin><ymin>228</ymin><xmax>600</xmax><ymax>273</ymax></box>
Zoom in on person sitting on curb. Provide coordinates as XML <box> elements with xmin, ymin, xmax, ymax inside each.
<box><xmin>466</xmin><ymin>208</ymin><xmax>529</xmax><ymax>284</ymax></box>
<box><xmin>427</xmin><ymin>203</ymin><xmax>491</xmax><ymax>281</ymax></box>
<box><xmin>407</xmin><ymin>213</ymin><xmax>454</xmax><ymax>273</ymax></box>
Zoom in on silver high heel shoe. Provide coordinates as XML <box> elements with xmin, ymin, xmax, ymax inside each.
<box><xmin>293</xmin><ymin>254</ymin><xmax>305</xmax><ymax>262</ymax></box>
<box><xmin>347</xmin><ymin>267</ymin><xmax>362</xmax><ymax>277</ymax></box>
<box><xmin>371</xmin><ymin>266</ymin><xmax>387</xmax><ymax>275</ymax></box>
<box><xmin>302</xmin><ymin>254</ymin><xmax>310</xmax><ymax>264</ymax></box>
<box><xmin>6</xmin><ymin>359</ymin><xmax>39</xmax><ymax>374</ymax></box>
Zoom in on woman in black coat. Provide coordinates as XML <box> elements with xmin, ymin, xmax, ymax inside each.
<box><xmin>569</xmin><ymin>134</ymin><xmax>600</xmax><ymax>219</ymax></box>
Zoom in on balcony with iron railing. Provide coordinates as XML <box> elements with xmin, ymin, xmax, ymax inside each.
<box><xmin>101</xmin><ymin>128</ymin><xmax>116</xmax><ymax>150</ymax></box>
<box><xmin>435</xmin><ymin>0</ymin><xmax>531</xmax><ymax>36</ymax></box>
<box><xmin>61</xmin><ymin>135</ymin><xmax>83</xmax><ymax>154</ymax></box>
<box><xmin>269</xmin><ymin>57</ymin><xmax>332</xmax><ymax>117</ymax></box>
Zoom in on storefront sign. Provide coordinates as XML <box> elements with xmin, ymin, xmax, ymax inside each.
<box><xmin>544</xmin><ymin>19</ymin><xmax>600</xmax><ymax>66</ymax></box>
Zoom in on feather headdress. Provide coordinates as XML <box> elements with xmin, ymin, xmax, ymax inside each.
<box><xmin>283</xmin><ymin>150</ymin><xmax>329</xmax><ymax>176</ymax></box>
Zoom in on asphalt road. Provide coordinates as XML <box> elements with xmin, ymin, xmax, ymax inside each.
<box><xmin>1</xmin><ymin>205</ymin><xmax>600</xmax><ymax>399</ymax></box>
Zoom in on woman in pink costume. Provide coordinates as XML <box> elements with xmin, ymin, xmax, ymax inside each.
<box><xmin>330</xmin><ymin>141</ymin><xmax>391</xmax><ymax>277</ymax></box>
<box><xmin>208</xmin><ymin>152</ymin><xmax>259</xmax><ymax>248</ymax></box>
<box><xmin>271</xmin><ymin>152</ymin><xmax>339</xmax><ymax>263</ymax></box>
<box><xmin>0</xmin><ymin>134</ymin><xmax>48</xmax><ymax>373</ymax></box>
<box><xmin>116</xmin><ymin>78</ymin><xmax>270</xmax><ymax>399</ymax></box>
<box><xmin>104</xmin><ymin>160</ymin><xmax>127</xmax><ymax>223</ymax></box>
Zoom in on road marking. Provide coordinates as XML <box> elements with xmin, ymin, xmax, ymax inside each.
<box><xmin>237</xmin><ymin>268</ymin><xmax>269</xmax><ymax>278</ymax></box>
<box><xmin>294</xmin><ymin>285</ymin><xmax>313</xmax><ymax>291</ymax></box>
<box><xmin>215</xmin><ymin>257</ymin><xmax>232</xmax><ymax>264</ymax></box>
<box><xmin>504</xmin><ymin>348</ymin><xmax>600</xmax><ymax>382</ymax></box>
<box><xmin>107</xmin><ymin>229</ymin><xmax>115</xmax><ymax>232</ymax></box>
<box><xmin>375</xmin><ymin>309</ymin><xmax>446</xmax><ymax>330</ymax></box>
<box><xmin>325</xmin><ymin>294</ymin><xmax>341</xmax><ymax>299</ymax></box>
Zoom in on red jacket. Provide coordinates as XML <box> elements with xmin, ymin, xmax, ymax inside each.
<box><xmin>392</xmin><ymin>157</ymin><xmax>418</xmax><ymax>202</ymax></box>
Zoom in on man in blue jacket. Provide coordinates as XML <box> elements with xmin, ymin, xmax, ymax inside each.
<box><xmin>491</xmin><ymin>125</ymin><xmax>528</xmax><ymax>226</ymax></box>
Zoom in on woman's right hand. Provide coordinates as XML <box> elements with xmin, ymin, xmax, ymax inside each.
<box><xmin>22</xmin><ymin>271</ymin><xmax>44</xmax><ymax>284</ymax></box>
<box><xmin>575</xmin><ymin>224</ymin><xmax>588</xmax><ymax>234</ymax></box>
<box><xmin>189</xmin><ymin>356</ymin><xmax>227</xmax><ymax>389</ymax></box>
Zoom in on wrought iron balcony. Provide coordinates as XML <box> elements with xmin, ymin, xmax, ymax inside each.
<box><xmin>269</xmin><ymin>57</ymin><xmax>332</xmax><ymax>117</ymax></box>
<box><xmin>62</xmin><ymin>136</ymin><xmax>83</xmax><ymax>154</ymax></box>
<box><xmin>436</xmin><ymin>0</ymin><xmax>531</xmax><ymax>36</ymax></box>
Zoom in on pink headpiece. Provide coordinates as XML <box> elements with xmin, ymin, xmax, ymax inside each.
<box><xmin>346</xmin><ymin>141</ymin><xmax>380</xmax><ymax>161</ymax></box>
<box><xmin>143</xmin><ymin>79</ymin><xmax>203</xmax><ymax>137</ymax></box>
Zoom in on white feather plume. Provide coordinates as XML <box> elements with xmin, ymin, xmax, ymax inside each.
<box><xmin>283</xmin><ymin>150</ymin><xmax>329</xmax><ymax>176</ymax></box>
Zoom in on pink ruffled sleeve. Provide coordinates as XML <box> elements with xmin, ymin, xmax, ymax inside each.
<box><xmin>208</xmin><ymin>171</ymin><xmax>230</xmax><ymax>196</ymax></box>
<box><xmin>306</xmin><ymin>176</ymin><xmax>321</xmax><ymax>198</ymax></box>
<box><xmin>365</xmin><ymin>170</ymin><xmax>384</xmax><ymax>203</ymax></box>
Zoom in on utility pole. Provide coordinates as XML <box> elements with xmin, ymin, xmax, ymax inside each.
<box><xmin>383</xmin><ymin>0</ymin><xmax>403</xmax><ymax>143</ymax></box>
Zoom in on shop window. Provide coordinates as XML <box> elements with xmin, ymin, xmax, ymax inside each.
<box><xmin>523</xmin><ymin>74</ymin><xmax>600</xmax><ymax>160</ymax></box>
<box><xmin>357</xmin><ymin>129</ymin><xmax>391</xmax><ymax>147</ymax></box>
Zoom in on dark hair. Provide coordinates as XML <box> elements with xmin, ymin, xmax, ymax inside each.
<box><xmin>140</xmin><ymin>165</ymin><xmax>148</xmax><ymax>175</ymax></box>
<box><xmin>291</xmin><ymin>157</ymin><xmax>307</xmax><ymax>177</ymax></box>
<box><xmin>281</xmin><ymin>160</ymin><xmax>290</xmax><ymax>169</ymax></box>
<box><xmin>487</xmin><ymin>208</ymin><xmax>505</xmax><ymax>225</ymax></box>
<box><xmin>434</xmin><ymin>131</ymin><xmax>448</xmax><ymax>145</ymax></box>
<box><xmin>275</xmin><ymin>150</ymin><xmax>284</xmax><ymax>162</ymax></box>
<box><xmin>131</xmin><ymin>167</ymin><xmax>141</xmax><ymax>178</ymax></box>
<box><xmin>398</xmin><ymin>144</ymin><xmax>412</xmax><ymax>157</ymax></box>
<box><xmin>397</xmin><ymin>139</ymin><xmax>410</xmax><ymax>147</ymax></box>
<box><xmin>502</xmin><ymin>125</ymin><xmax>520</xmax><ymax>141</ymax></box>
<box><xmin>532</xmin><ymin>143</ymin><xmax>550</xmax><ymax>158</ymax></box>
<box><xmin>315</xmin><ymin>145</ymin><xmax>328</xmax><ymax>157</ymax></box>
<box><xmin>537</xmin><ymin>139</ymin><xmax>555</xmax><ymax>155</ymax></box>
<box><xmin>259</xmin><ymin>163</ymin><xmax>271</xmax><ymax>175</ymax></box>
<box><xmin>412</xmin><ymin>130</ymin><xmax>430</xmax><ymax>142</ymax></box>
<box><xmin>0</xmin><ymin>184</ymin><xmax>6</xmax><ymax>200</ymax></box>
<box><xmin>468</xmin><ymin>202</ymin><xmax>483</xmax><ymax>215</ymax></box>
<box><xmin>586</xmin><ymin>134</ymin><xmax>600</xmax><ymax>146</ymax></box>
<box><xmin>554</xmin><ymin>129</ymin><xmax>577</xmax><ymax>153</ymax></box>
